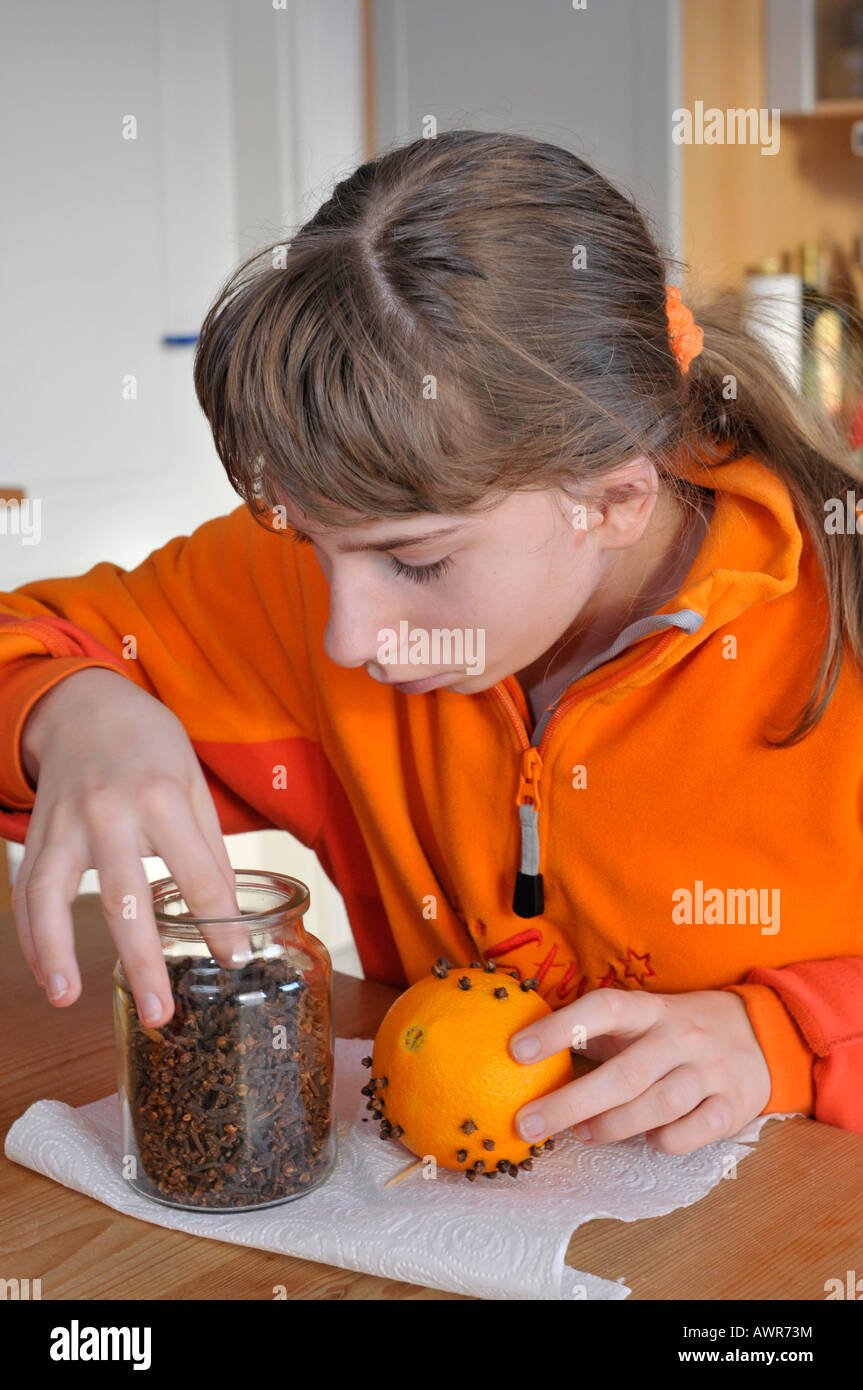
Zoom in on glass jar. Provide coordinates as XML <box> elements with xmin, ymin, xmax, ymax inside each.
<box><xmin>112</xmin><ymin>870</ymin><xmax>336</xmax><ymax>1212</ymax></box>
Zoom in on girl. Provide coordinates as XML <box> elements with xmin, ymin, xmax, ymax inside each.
<box><xmin>3</xmin><ymin>130</ymin><xmax>862</xmax><ymax>1157</ymax></box>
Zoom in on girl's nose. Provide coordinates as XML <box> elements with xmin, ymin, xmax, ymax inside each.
<box><xmin>323</xmin><ymin>598</ymin><xmax>387</xmax><ymax>670</ymax></box>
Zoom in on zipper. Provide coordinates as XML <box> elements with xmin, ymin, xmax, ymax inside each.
<box><xmin>496</xmin><ymin>629</ymin><xmax>679</xmax><ymax>917</ymax></box>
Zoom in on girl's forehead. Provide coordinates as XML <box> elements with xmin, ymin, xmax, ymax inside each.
<box><xmin>271</xmin><ymin>483</ymin><xmax>520</xmax><ymax>539</ymax></box>
<box><xmin>276</xmin><ymin>492</ymin><xmax>464</xmax><ymax>537</ymax></box>
<box><xmin>274</xmin><ymin>494</ymin><xmax>370</xmax><ymax>532</ymax></box>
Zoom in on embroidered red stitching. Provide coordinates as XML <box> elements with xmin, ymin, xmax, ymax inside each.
<box><xmin>483</xmin><ymin>928</ymin><xmax>544</xmax><ymax>957</ymax></box>
<box><xmin>534</xmin><ymin>942</ymin><xmax>559</xmax><ymax>986</ymax></box>
<box><xmin>618</xmin><ymin>948</ymin><xmax>656</xmax><ymax>985</ymax></box>
<box><xmin>597</xmin><ymin>965</ymin><xmax>624</xmax><ymax>988</ymax></box>
<box><xmin>598</xmin><ymin>950</ymin><xmax>657</xmax><ymax>990</ymax></box>
<box><xmin>555</xmin><ymin>960</ymin><xmax>579</xmax><ymax>999</ymax></box>
<box><xmin>459</xmin><ymin>913</ymin><xmax>584</xmax><ymax>1003</ymax></box>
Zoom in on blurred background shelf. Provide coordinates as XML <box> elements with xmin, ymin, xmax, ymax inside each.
<box><xmin>766</xmin><ymin>0</ymin><xmax>863</xmax><ymax>114</ymax></box>
<box><xmin>683</xmin><ymin>0</ymin><xmax>863</xmax><ymax>296</ymax></box>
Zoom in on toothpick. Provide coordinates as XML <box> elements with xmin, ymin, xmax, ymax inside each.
<box><xmin>383</xmin><ymin>1157</ymin><xmax>425</xmax><ymax>1188</ymax></box>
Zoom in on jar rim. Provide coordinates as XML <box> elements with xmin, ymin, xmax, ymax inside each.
<box><xmin>149</xmin><ymin>869</ymin><xmax>310</xmax><ymax>932</ymax></box>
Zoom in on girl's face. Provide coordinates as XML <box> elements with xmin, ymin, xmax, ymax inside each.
<box><xmin>278</xmin><ymin>459</ymin><xmax>670</xmax><ymax>693</ymax></box>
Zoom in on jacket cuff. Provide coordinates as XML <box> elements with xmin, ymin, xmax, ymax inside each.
<box><xmin>722</xmin><ymin>981</ymin><xmax>816</xmax><ymax>1117</ymax></box>
<box><xmin>0</xmin><ymin>655</ymin><xmax>126</xmax><ymax>809</ymax></box>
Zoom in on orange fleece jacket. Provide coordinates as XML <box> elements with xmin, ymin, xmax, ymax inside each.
<box><xmin>1</xmin><ymin>450</ymin><xmax>862</xmax><ymax>1132</ymax></box>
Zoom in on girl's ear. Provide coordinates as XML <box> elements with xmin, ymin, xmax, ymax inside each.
<box><xmin>585</xmin><ymin>458</ymin><xmax>662</xmax><ymax>551</ymax></box>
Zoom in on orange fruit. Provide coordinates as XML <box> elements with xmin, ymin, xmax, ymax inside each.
<box><xmin>364</xmin><ymin>962</ymin><xmax>595</xmax><ymax>1179</ymax></box>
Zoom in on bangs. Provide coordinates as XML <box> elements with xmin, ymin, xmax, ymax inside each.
<box><xmin>195</xmin><ymin>236</ymin><xmax>516</xmax><ymax>532</ymax></box>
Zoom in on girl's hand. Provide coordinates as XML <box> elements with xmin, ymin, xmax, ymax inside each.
<box><xmin>508</xmin><ymin>988</ymin><xmax>773</xmax><ymax>1155</ymax></box>
<box><xmin>14</xmin><ymin>668</ymin><xmax>244</xmax><ymax>1027</ymax></box>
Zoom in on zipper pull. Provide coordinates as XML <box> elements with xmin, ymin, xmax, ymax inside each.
<box><xmin>513</xmin><ymin>747</ymin><xmax>544</xmax><ymax>917</ymax></box>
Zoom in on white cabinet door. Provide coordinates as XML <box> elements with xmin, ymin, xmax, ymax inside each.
<box><xmin>1</xmin><ymin>0</ymin><xmax>363</xmax><ymax>973</ymax></box>
<box><xmin>370</xmin><ymin>0</ymin><xmax>682</xmax><ymax>263</ymax></box>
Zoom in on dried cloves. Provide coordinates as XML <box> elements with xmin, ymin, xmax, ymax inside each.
<box><xmin>121</xmin><ymin>952</ymin><xmax>332</xmax><ymax>1210</ymax></box>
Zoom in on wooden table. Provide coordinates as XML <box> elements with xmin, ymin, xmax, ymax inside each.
<box><xmin>2</xmin><ymin>896</ymin><xmax>861</xmax><ymax>1300</ymax></box>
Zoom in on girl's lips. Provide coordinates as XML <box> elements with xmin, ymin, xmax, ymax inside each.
<box><xmin>390</xmin><ymin>672</ymin><xmax>458</xmax><ymax>693</ymax></box>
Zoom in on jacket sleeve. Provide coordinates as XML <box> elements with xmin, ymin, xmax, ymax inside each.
<box><xmin>722</xmin><ymin>957</ymin><xmax>863</xmax><ymax>1134</ymax></box>
<box><xmin>0</xmin><ymin>503</ymin><xmax>322</xmax><ymax>843</ymax></box>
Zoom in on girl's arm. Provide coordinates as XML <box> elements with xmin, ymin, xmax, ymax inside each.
<box><xmin>0</xmin><ymin>503</ymin><xmax>322</xmax><ymax>844</ymax></box>
<box><xmin>724</xmin><ymin>959</ymin><xmax>863</xmax><ymax>1133</ymax></box>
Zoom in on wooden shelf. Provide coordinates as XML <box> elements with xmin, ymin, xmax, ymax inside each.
<box><xmin>682</xmin><ymin>0</ymin><xmax>863</xmax><ymax>295</ymax></box>
<box><xmin>813</xmin><ymin>98</ymin><xmax>863</xmax><ymax>114</ymax></box>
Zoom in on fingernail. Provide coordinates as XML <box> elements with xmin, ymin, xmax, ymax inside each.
<box><xmin>573</xmin><ymin>1122</ymin><xmax>592</xmax><ymax>1141</ymax></box>
<box><xmin>231</xmin><ymin>946</ymin><xmax>253</xmax><ymax>964</ymax></box>
<box><xmin>139</xmin><ymin>993</ymin><xmax>163</xmax><ymax>1024</ymax></box>
<box><xmin>512</xmin><ymin>1034</ymin><xmax>541</xmax><ymax>1062</ymax></box>
<box><xmin>46</xmin><ymin>972</ymin><xmax>68</xmax><ymax>1001</ymax></box>
<box><xmin>519</xmin><ymin>1111</ymin><xmax>546</xmax><ymax>1140</ymax></box>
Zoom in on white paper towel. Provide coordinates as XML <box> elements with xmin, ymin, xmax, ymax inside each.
<box><xmin>4</xmin><ymin>1038</ymin><xmax>801</xmax><ymax>1300</ymax></box>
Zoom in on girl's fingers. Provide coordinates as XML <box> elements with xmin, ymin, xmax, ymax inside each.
<box><xmin>87</xmin><ymin>802</ymin><xmax>243</xmax><ymax>1026</ymax></box>
<box><xmin>139</xmin><ymin>785</ymin><xmax>249</xmax><ymax>972</ymax></box>
<box><xmin>11</xmin><ymin>794</ymin><xmax>77</xmax><ymax>990</ymax></box>
<box><xmin>188</xmin><ymin>772</ymin><xmax>245</xmax><ymax>906</ymax></box>
<box><xmin>87</xmin><ymin>823</ymin><xmax>176</xmax><ymax>1025</ymax></box>
<box><xmin>16</xmin><ymin>775</ymin><xmax>245</xmax><ymax>1025</ymax></box>
<box><xmin>645</xmin><ymin>1092</ymin><xmax>738</xmax><ymax>1155</ymax></box>
<box><xmin>510</xmin><ymin>985</ymin><xmax>660</xmax><ymax>1067</ymax></box>
<box><xmin>24</xmin><ymin>841</ymin><xmax>90</xmax><ymax>1006</ymax></box>
<box><xmin>571</xmin><ymin>1060</ymin><xmax>711</xmax><ymax>1146</ymax></box>
<box><xmin>514</xmin><ymin>1025</ymin><xmax>685</xmax><ymax>1144</ymax></box>
<box><xmin>10</xmin><ymin>856</ymin><xmax>43</xmax><ymax>987</ymax></box>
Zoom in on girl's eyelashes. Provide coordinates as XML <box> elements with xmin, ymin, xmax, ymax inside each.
<box><xmin>387</xmin><ymin>554</ymin><xmax>454</xmax><ymax>584</ymax></box>
<box><xmin>289</xmin><ymin>528</ymin><xmax>454</xmax><ymax>584</ymax></box>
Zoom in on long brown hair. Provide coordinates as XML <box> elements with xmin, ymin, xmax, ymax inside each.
<box><xmin>193</xmin><ymin>128</ymin><xmax>863</xmax><ymax>747</ymax></box>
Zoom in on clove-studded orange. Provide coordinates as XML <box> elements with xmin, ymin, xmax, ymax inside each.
<box><xmin>364</xmin><ymin>961</ymin><xmax>596</xmax><ymax>1178</ymax></box>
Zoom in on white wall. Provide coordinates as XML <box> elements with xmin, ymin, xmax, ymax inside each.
<box><xmin>0</xmin><ymin>0</ymin><xmax>241</xmax><ymax>586</ymax></box>
<box><xmin>372</xmin><ymin>0</ymin><xmax>682</xmax><ymax>267</ymax></box>
<box><xmin>1</xmin><ymin>0</ymin><xmax>365</xmax><ymax>973</ymax></box>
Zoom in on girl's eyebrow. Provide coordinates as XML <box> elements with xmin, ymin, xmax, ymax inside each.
<box><xmin>288</xmin><ymin>524</ymin><xmax>463</xmax><ymax>553</ymax></box>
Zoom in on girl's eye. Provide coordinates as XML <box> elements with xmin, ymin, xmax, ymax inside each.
<box><xmin>289</xmin><ymin>528</ymin><xmax>453</xmax><ymax>584</ymax></box>
<box><xmin>387</xmin><ymin>555</ymin><xmax>454</xmax><ymax>584</ymax></box>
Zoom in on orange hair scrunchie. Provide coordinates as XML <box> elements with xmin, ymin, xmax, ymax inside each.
<box><xmin>665</xmin><ymin>284</ymin><xmax>704</xmax><ymax>375</ymax></box>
